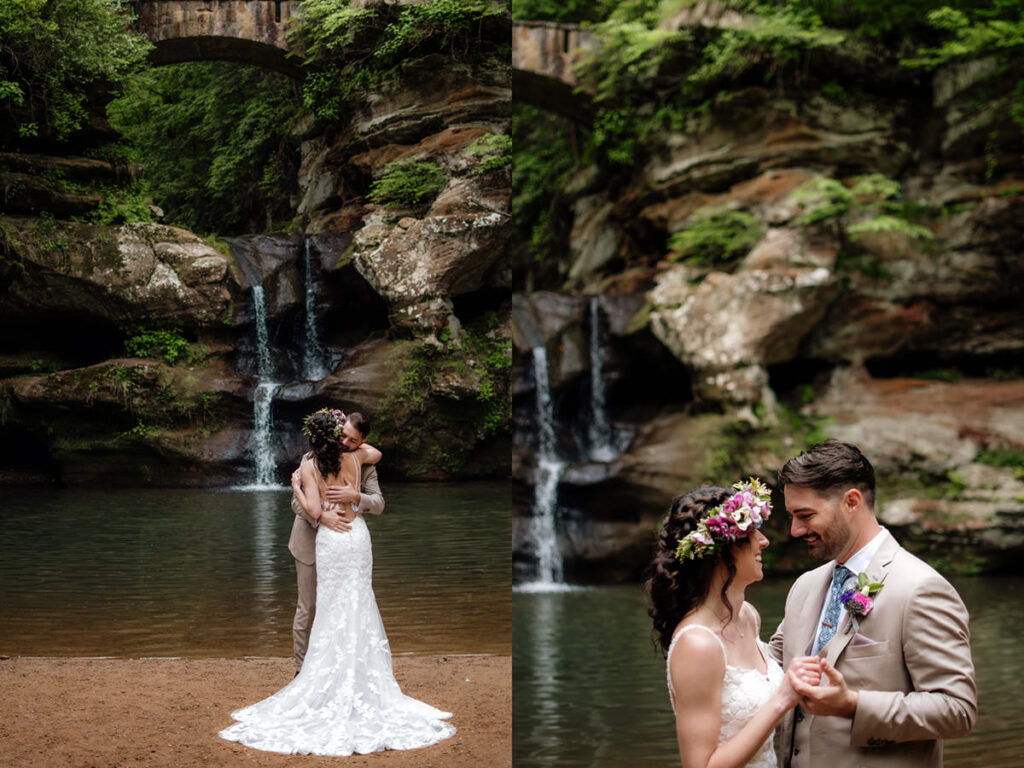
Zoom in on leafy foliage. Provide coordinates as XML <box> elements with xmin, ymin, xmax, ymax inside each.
<box><xmin>368</xmin><ymin>160</ymin><xmax>448</xmax><ymax>208</ymax></box>
<box><xmin>792</xmin><ymin>174</ymin><xmax>934</xmax><ymax>241</ymax></box>
<box><xmin>577</xmin><ymin>1</ymin><xmax>846</xmax><ymax>166</ymax></box>
<box><xmin>125</xmin><ymin>329</ymin><xmax>191</xmax><ymax>365</ymax></box>
<box><xmin>0</xmin><ymin>0</ymin><xmax>151</xmax><ymax>148</ymax></box>
<box><xmin>466</xmin><ymin>133</ymin><xmax>512</xmax><ymax>175</ymax></box>
<box><xmin>511</xmin><ymin>0</ymin><xmax>621</xmax><ymax>23</ymax></box>
<box><xmin>88</xmin><ymin>181</ymin><xmax>154</xmax><ymax>225</ymax></box>
<box><xmin>106</xmin><ymin>62</ymin><xmax>300</xmax><ymax>234</ymax></box>
<box><xmin>291</xmin><ymin>0</ymin><xmax>509</xmax><ymax>121</ymax></box>
<box><xmin>511</xmin><ymin>104</ymin><xmax>578</xmax><ymax>288</ymax></box>
<box><xmin>668</xmin><ymin>209</ymin><xmax>764</xmax><ymax>264</ymax></box>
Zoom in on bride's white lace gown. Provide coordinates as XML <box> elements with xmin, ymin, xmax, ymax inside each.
<box><xmin>666</xmin><ymin>605</ymin><xmax>784</xmax><ymax>768</ymax></box>
<box><xmin>220</xmin><ymin>480</ymin><xmax>455</xmax><ymax>755</ymax></box>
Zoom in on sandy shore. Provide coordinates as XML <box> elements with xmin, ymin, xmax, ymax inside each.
<box><xmin>0</xmin><ymin>655</ymin><xmax>510</xmax><ymax>768</ymax></box>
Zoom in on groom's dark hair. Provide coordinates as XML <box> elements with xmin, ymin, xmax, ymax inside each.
<box><xmin>347</xmin><ymin>412</ymin><xmax>371</xmax><ymax>439</ymax></box>
<box><xmin>778</xmin><ymin>439</ymin><xmax>876</xmax><ymax>508</ymax></box>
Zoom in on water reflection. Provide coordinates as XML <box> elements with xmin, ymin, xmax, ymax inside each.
<box><xmin>514</xmin><ymin>577</ymin><xmax>1024</xmax><ymax>768</ymax></box>
<box><xmin>0</xmin><ymin>482</ymin><xmax>511</xmax><ymax>657</ymax></box>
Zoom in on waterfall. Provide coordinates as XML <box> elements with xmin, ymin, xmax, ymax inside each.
<box><xmin>301</xmin><ymin>239</ymin><xmax>329</xmax><ymax>381</ymax></box>
<box><xmin>249</xmin><ymin>285</ymin><xmax>282</xmax><ymax>488</ymax></box>
<box><xmin>518</xmin><ymin>346</ymin><xmax>572</xmax><ymax>592</ymax></box>
<box><xmin>253</xmin><ymin>285</ymin><xmax>273</xmax><ymax>379</ymax></box>
<box><xmin>586</xmin><ymin>296</ymin><xmax>617</xmax><ymax>461</ymax></box>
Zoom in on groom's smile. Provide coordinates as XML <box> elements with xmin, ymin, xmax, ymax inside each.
<box><xmin>784</xmin><ymin>486</ymin><xmax>854</xmax><ymax>562</ymax></box>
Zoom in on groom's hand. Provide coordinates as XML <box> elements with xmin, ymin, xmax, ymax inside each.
<box><xmin>320</xmin><ymin>507</ymin><xmax>354</xmax><ymax>533</ymax></box>
<box><xmin>325</xmin><ymin>480</ymin><xmax>360</xmax><ymax>506</ymax></box>
<box><xmin>790</xmin><ymin>658</ymin><xmax>858</xmax><ymax>718</ymax></box>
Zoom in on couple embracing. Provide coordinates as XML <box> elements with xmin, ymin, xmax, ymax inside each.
<box><xmin>220</xmin><ymin>408</ymin><xmax>455</xmax><ymax>756</ymax></box>
<box><xmin>649</xmin><ymin>440</ymin><xmax>977</xmax><ymax>768</ymax></box>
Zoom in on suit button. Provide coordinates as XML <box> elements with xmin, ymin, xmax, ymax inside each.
<box><xmin>795</xmin><ymin>711</ymin><xmax>804</xmax><ymax>722</ymax></box>
<box><xmin>794</xmin><ymin>748</ymin><xmax>800</xmax><ymax>755</ymax></box>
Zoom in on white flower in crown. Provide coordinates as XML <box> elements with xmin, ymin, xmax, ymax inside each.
<box><xmin>673</xmin><ymin>477</ymin><xmax>773</xmax><ymax>563</ymax></box>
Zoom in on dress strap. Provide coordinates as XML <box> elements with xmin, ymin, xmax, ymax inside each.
<box><xmin>668</xmin><ymin>624</ymin><xmax>729</xmax><ymax>664</ymax></box>
<box><xmin>666</xmin><ymin>625</ymin><xmax>728</xmax><ymax>713</ymax></box>
<box><xmin>742</xmin><ymin>601</ymin><xmax>761</xmax><ymax>634</ymax></box>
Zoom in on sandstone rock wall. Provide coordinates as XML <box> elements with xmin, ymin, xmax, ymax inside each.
<box><xmin>513</xmin><ymin>47</ymin><xmax>1024</xmax><ymax>578</ymax></box>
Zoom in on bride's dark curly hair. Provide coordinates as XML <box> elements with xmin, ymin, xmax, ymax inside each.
<box><xmin>305</xmin><ymin>411</ymin><xmax>342</xmax><ymax>481</ymax></box>
<box><xmin>644</xmin><ymin>485</ymin><xmax>739</xmax><ymax>654</ymax></box>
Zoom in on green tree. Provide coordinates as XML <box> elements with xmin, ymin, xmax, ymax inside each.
<box><xmin>106</xmin><ymin>62</ymin><xmax>301</xmax><ymax>234</ymax></box>
<box><xmin>0</xmin><ymin>0</ymin><xmax>151</xmax><ymax>148</ymax></box>
<box><xmin>290</xmin><ymin>0</ymin><xmax>509</xmax><ymax>121</ymax></box>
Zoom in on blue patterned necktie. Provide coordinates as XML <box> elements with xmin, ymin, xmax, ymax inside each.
<box><xmin>815</xmin><ymin>564</ymin><xmax>852</xmax><ymax>653</ymax></box>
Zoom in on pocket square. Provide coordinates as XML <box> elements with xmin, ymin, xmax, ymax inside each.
<box><xmin>851</xmin><ymin>632</ymin><xmax>879</xmax><ymax>646</ymax></box>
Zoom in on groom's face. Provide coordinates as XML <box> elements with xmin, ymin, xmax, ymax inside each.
<box><xmin>784</xmin><ymin>485</ymin><xmax>853</xmax><ymax>561</ymax></box>
<box><xmin>339</xmin><ymin>422</ymin><xmax>365</xmax><ymax>453</ymax></box>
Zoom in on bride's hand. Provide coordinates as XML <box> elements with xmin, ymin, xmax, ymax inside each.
<box><xmin>788</xmin><ymin>656</ymin><xmax>822</xmax><ymax>687</ymax></box>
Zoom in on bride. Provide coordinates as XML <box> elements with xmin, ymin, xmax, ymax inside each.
<box><xmin>219</xmin><ymin>408</ymin><xmax>455</xmax><ymax>755</ymax></box>
<box><xmin>645</xmin><ymin>480</ymin><xmax>819</xmax><ymax>768</ymax></box>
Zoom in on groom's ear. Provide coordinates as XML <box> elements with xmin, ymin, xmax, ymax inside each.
<box><xmin>842</xmin><ymin>488</ymin><xmax>864</xmax><ymax>516</ymax></box>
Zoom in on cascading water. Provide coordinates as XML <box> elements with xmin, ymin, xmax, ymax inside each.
<box><xmin>249</xmin><ymin>285</ymin><xmax>282</xmax><ymax>488</ymax></box>
<box><xmin>301</xmin><ymin>239</ymin><xmax>329</xmax><ymax>381</ymax></box>
<box><xmin>518</xmin><ymin>345</ymin><xmax>572</xmax><ymax>592</ymax></box>
<box><xmin>586</xmin><ymin>296</ymin><xmax>617</xmax><ymax>461</ymax></box>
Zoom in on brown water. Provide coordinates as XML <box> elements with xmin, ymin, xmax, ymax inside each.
<box><xmin>0</xmin><ymin>482</ymin><xmax>511</xmax><ymax>657</ymax></box>
<box><xmin>513</xmin><ymin>576</ymin><xmax>1024</xmax><ymax>767</ymax></box>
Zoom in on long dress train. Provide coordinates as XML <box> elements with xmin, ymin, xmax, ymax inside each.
<box><xmin>219</xmin><ymin>459</ymin><xmax>455</xmax><ymax>755</ymax></box>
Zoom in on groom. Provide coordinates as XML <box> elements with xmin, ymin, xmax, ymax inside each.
<box><xmin>288</xmin><ymin>411</ymin><xmax>384</xmax><ymax>673</ymax></box>
<box><xmin>769</xmin><ymin>440</ymin><xmax>976</xmax><ymax>768</ymax></box>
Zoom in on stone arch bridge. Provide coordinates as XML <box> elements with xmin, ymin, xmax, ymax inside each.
<box><xmin>512</xmin><ymin>20</ymin><xmax>592</xmax><ymax>124</ymax></box>
<box><xmin>130</xmin><ymin>0</ymin><xmax>303</xmax><ymax>78</ymax></box>
<box><xmin>131</xmin><ymin>7</ymin><xmax>594</xmax><ymax>120</ymax></box>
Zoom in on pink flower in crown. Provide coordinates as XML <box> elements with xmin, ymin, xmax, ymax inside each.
<box><xmin>693</xmin><ymin>531</ymin><xmax>714</xmax><ymax>547</ymax></box>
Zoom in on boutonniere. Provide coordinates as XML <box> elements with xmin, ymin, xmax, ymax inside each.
<box><xmin>840</xmin><ymin>572</ymin><xmax>884</xmax><ymax>632</ymax></box>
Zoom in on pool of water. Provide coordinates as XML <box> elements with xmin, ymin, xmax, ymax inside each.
<box><xmin>0</xmin><ymin>482</ymin><xmax>511</xmax><ymax>657</ymax></box>
<box><xmin>513</xmin><ymin>576</ymin><xmax>1024</xmax><ymax>767</ymax></box>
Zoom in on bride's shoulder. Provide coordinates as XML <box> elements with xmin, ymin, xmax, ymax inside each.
<box><xmin>668</xmin><ymin>623</ymin><xmax>727</xmax><ymax>690</ymax></box>
<box><xmin>669</xmin><ymin>622</ymin><xmax>727</xmax><ymax>663</ymax></box>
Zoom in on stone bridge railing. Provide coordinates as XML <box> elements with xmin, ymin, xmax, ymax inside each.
<box><xmin>512</xmin><ymin>20</ymin><xmax>593</xmax><ymax>123</ymax></box>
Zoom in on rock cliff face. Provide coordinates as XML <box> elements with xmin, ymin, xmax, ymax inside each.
<box><xmin>1</xmin><ymin>54</ymin><xmax>511</xmax><ymax>485</ymax></box>
<box><xmin>513</xmin><ymin>36</ymin><xmax>1024</xmax><ymax>578</ymax></box>
<box><xmin>296</xmin><ymin>57</ymin><xmax>512</xmax><ymax>340</ymax></box>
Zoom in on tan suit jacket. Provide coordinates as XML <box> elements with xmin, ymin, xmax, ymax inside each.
<box><xmin>287</xmin><ymin>452</ymin><xmax>385</xmax><ymax>565</ymax></box>
<box><xmin>769</xmin><ymin>529</ymin><xmax>976</xmax><ymax>768</ymax></box>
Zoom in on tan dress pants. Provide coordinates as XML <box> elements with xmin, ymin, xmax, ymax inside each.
<box><xmin>292</xmin><ymin>558</ymin><xmax>317</xmax><ymax>672</ymax></box>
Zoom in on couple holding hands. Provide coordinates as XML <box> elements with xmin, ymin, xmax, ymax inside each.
<box><xmin>651</xmin><ymin>440</ymin><xmax>977</xmax><ymax>768</ymax></box>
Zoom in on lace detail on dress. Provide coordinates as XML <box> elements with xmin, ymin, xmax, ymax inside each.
<box><xmin>665</xmin><ymin>607</ymin><xmax>783</xmax><ymax>768</ymax></box>
<box><xmin>219</xmin><ymin>512</ymin><xmax>455</xmax><ymax>755</ymax></box>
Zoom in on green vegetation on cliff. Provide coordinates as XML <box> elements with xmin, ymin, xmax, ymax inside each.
<box><xmin>370</xmin><ymin>327</ymin><xmax>512</xmax><ymax>477</ymax></box>
<box><xmin>291</xmin><ymin>0</ymin><xmax>510</xmax><ymax>121</ymax></box>
<box><xmin>513</xmin><ymin>0</ymin><xmax>1024</xmax><ymax>287</ymax></box>
<box><xmin>0</xmin><ymin>0</ymin><xmax>150</xmax><ymax>149</ymax></box>
<box><xmin>106</xmin><ymin>63</ymin><xmax>301</xmax><ymax>234</ymax></box>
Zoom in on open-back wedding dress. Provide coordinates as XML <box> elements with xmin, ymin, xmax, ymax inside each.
<box><xmin>219</xmin><ymin>452</ymin><xmax>455</xmax><ymax>755</ymax></box>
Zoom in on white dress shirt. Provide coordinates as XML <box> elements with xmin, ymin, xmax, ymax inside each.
<box><xmin>811</xmin><ymin>527</ymin><xmax>888</xmax><ymax>652</ymax></box>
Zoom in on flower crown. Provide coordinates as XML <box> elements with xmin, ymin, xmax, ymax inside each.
<box><xmin>302</xmin><ymin>408</ymin><xmax>347</xmax><ymax>441</ymax></box>
<box><xmin>674</xmin><ymin>478</ymin><xmax>773</xmax><ymax>563</ymax></box>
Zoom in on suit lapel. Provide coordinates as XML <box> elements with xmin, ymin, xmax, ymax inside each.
<box><xmin>825</xmin><ymin>530</ymin><xmax>900</xmax><ymax>666</ymax></box>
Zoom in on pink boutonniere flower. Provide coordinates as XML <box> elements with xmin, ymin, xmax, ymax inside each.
<box><xmin>840</xmin><ymin>572</ymin><xmax>884</xmax><ymax>631</ymax></box>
